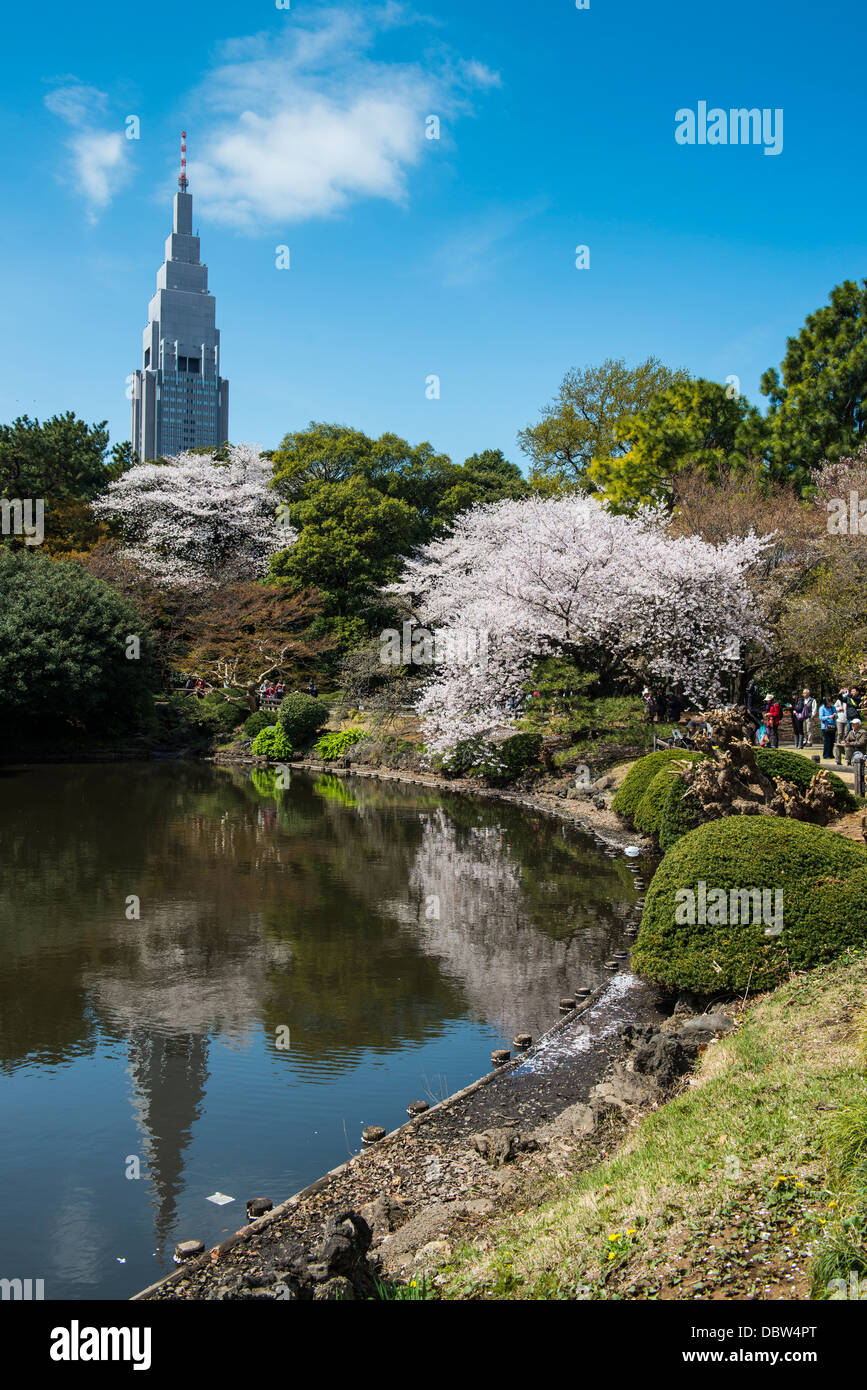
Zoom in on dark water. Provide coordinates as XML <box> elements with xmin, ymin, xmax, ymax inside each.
<box><xmin>0</xmin><ymin>762</ymin><xmax>642</xmax><ymax>1300</ymax></box>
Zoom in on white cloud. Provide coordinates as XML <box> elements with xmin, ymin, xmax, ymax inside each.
<box><xmin>187</xmin><ymin>5</ymin><xmax>500</xmax><ymax>231</ymax></box>
<box><xmin>45</xmin><ymin>81</ymin><xmax>130</xmax><ymax>220</ymax></box>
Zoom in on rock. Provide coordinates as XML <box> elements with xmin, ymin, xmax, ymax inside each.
<box><xmin>463</xmin><ymin>1198</ymin><xmax>495</xmax><ymax>1216</ymax></box>
<box><xmin>407</xmin><ymin>1101</ymin><xmax>429</xmax><ymax>1116</ymax></box>
<box><xmin>362</xmin><ymin>1125</ymin><xmax>387</xmax><ymax>1144</ymax></box>
<box><xmin>678</xmin><ymin>1012</ymin><xmax>735</xmax><ymax>1036</ymax></box>
<box><xmin>313</xmin><ymin>1276</ymin><xmax>355</xmax><ymax>1301</ymax></box>
<box><xmin>316</xmin><ymin>1211</ymin><xmax>373</xmax><ymax>1278</ymax></box>
<box><xmin>513</xmin><ymin>1033</ymin><xmax>532</xmax><ymax>1048</ymax></box>
<box><xmin>379</xmin><ymin>1203</ymin><xmax>457</xmax><ymax>1262</ymax></box>
<box><xmin>534</xmin><ymin>1101</ymin><xmax>596</xmax><ymax>1144</ymax></box>
<box><xmin>246</xmin><ymin>1198</ymin><xmax>273</xmax><ymax>1220</ymax></box>
<box><xmin>559</xmin><ymin>997</ymin><xmax>576</xmax><ymax>1011</ymax></box>
<box><xmin>174</xmin><ymin>1240</ymin><xmax>205</xmax><ymax>1262</ymax></box>
<box><xmin>358</xmin><ymin>1193</ymin><xmax>409</xmax><ymax>1239</ymax></box>
<box><xmin>491</xmin><ymin>1049</ymin><xmax>511</xmax><ymax>1066</ymax></box>
<box><xmin>415</xmin><ymin>1240</ymin><xmax>452</xmax><ymax>1267</ymax></box>
<box><xmin>631</xmin><ymin>1033</ymin><xmax>692</xmax><ymax>1088</ymax></box>
<box><xmin>591</xmin><ymin>1061</ymin><xmax>656</xmax><ymax>1112</ymax></box>
<box><xmin>469</xmin><ymin>1127</ymin><xmax>536</xmax><ymax>1166</ymax></box>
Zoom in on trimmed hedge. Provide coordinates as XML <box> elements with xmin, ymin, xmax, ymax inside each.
<box><xmin>657</xmin><ymin>775</ymin><xmax>704</xmax><ymax>851</ymax></box>
<box><xmin>633</xmin><ymin>764</ymin><xmax>692</xmax><ymax>835</ymax></box>
<box><xmin>612</xmin><ymin>748</ymin><xmax>704</xmax><ymax>822</ymax></box>
<box><xmin>754</xmin><ymin>748</ymin><xmax>857</xmax><ymax>813</ymax></box>
<box><xmin>277</xmin><ymin>692</ymin><xmax>329</xmax><ymax>746</ymax></box>
<box><xmin>631</xmin><ymin>816</ymin><xmax>867</xmax><ymax>992</ymax></box>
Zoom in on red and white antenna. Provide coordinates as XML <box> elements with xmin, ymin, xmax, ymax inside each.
<box><xmin>179</xmin><ymin>130</ymin><xmax>188</xmax><ymax>190</ymax></box>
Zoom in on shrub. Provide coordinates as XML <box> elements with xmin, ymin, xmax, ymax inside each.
<box><xmin>0</xmin><ymin>548</ymin><xmax>157</xmax><ymax>734</ymax></box>
<box><xmin>631</xmin><ymin>816</ymin><xmax>867</xmax><ymax>992</ymax></box>
<box><xmin>754</xmin><ymin>748</ymin><xmax>857</xmax><ymax>813</ymax></box>
<box><xmin>206</xmin><ymin>698</ymin><xmax>247</xmax><ymax>736</ymax></box>
<box><xmin>657</xmin><ymin>775</ymin><xmax>704</xmax><ymax>851</ymax></box>
<box><xmin>277</xmin><ymin>691</ymin><xmax>329</xmax><ymax>746</ymax></box>
<box><xmin>244</xmin><ymin>711</ymin><xmax>275</xmax><ymax>739</ymax></box>
<box><xmin>442</xmin><ymin>732</ymin><xmax>542</xmax><ymax>785</ymax></box>
<box><xmin>314</xmin><ymin>728</ymin><xmax>365</xmax><ymax>760</ymax></box>
<box><xmin>612</xmin><ymin>749</ymin><xmax>704</xmax><ymax>822</ymax></box>
<box><xmin>252</xmin><ymin>725</ymin><xmax>293</xmax><ymax>760</ymax></box>
<box><xmin>633</xmin><ymin>763</ymin><xmax>694</xmax><ymax>835</ymax></box>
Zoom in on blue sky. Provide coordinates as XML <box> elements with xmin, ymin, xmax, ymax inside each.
<box><xmin>0</xmin><ymin>0</ymin><xmax>864</xmax><ymax>467</ymax></box>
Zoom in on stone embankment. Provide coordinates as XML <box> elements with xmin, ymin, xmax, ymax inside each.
<box><xmin>135</xmin><ymin>976</ymin><xmax>736</xmax><ymax>1300</ymax></box>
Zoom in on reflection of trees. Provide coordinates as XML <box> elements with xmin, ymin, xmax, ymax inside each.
<box><xmin>0</xmin><ymin>763</ymin><xmax>639</xmax><ymax>1250</ymax></box>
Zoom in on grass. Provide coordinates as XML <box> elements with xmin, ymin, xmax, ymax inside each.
<box><xmin>431</xmin><ymin>950</ymin><xmax>867</xmax><ymax>1301</ymax></box>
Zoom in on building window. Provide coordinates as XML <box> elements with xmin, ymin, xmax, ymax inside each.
<box><xmin>144</xmin><ymin>348</ymin><xmax>150</xmax><ymax>368</ymax></box>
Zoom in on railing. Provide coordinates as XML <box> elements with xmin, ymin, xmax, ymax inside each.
<box><xmin>854</xmin><ymin>759</ymin><xmax>865</xmax><ymax>798</ymax></box>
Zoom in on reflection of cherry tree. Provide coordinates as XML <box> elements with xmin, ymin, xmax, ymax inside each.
<box><xmin>383</xmin><ymin>809</ymin><xmax>620</xmax><ymax>1039</ymax></box>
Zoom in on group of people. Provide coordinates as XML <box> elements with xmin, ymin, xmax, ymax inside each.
<box><xmin>257</xmin><ymin>677</ymin><xmax>319</xmax><ymax>705</ymax></box>
<box><xmin>258</xmin><ymin>679</ymin><xmax>287</xmax><ymax>703</ymax></box>
<box><xmin>748</xmin><ymin>684</ymin><xmax>867</xmax><ymax>765</ymax></box>
<box><xmin>641</xmin><ymin>688</ymin><xmax>685</xmax><ymax>724</ymax></box>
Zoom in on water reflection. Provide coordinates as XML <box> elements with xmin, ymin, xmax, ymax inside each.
<box><xmin>0</xmin><ymin>762</ymin><xmax>640</xmax><ymax>1297</ymax></box>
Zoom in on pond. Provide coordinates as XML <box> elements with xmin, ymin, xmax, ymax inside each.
<box><xmin>0</xmin><ymin>761</ymin><xmax>643</xmax><ymax>1300</ymax></box>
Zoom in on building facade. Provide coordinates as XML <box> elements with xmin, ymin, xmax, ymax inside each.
<box><xmin>131</xmin><ymin>138</ymin><xmax>228</xmax><ymax>461</ymax></box>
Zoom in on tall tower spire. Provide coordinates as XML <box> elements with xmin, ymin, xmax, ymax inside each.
<box><xmin>130</xmin><ymin>133</ymin><xmax>229</xmax><ymax>462</ymax></box>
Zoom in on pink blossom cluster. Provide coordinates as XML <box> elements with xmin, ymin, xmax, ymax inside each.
<box><xmin>92</xmin><ymin>444</ymin><xmax>294</xmax><ymax>589</ymax></box>
<box><xmin>391</xmin><ymin>494</ymin><xmax>769</xmax><ymax>752</ymax></box>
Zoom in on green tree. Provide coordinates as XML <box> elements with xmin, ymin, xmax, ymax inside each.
<box><xmin>589</xmin><ymin>378</ymin><xmax>765</xmax><ymax>512</ymax></box>
<box><xmin>0</xmin><ymin>413</ymin><xmax>122</xmax><ymax>552</ymax></box>
<box><xmin>271</xmin><ymin>474</ymin><xmax>419</xmax><ymax>617</ymax></box>
<box><xmin>761</xmin><ymin>278</ymin><xmax>867</xmax><ymax>490</ymax></box>
<box><xmin>0</xmin><ymin>548</ymin><xmax>156</xmax><ymax>734</ymax></box>
<box><xmin>517</xmin><ymin>357</ymin><xmax>689</xmax><ymax>486</ymax></box>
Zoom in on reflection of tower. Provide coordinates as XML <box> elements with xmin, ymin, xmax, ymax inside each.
<box><xmin>126</xmin><ymin>1029</ymin><xmax>210</xmax><ymax>1253</ymax></box>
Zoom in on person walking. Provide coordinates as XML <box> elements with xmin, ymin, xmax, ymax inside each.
<box><xmin>819</xmin><ymin>697</ymin><xmax>838</xmax><ymax>761</ymax></box>
<box><xmin>835</xmin><ymin>690</ymin><xmax>850</xmax><ymax>751</ymax></box>
<box><xmin>764</xmin><ymin>694</ymin><xmax>781</xmax><ymax>749</ymax></box>
<box><xmin>802</xmin><ymin>688</ymin><xmax>818</xmax><ymax>746</ymax></box>
<box><xmin>791</xmin><ymin>692</ymin><xmax>807</xmax><ymax>749</ymax></box>
<box><xmin>306</xmin><ymin>678</ymin><xmax>319</xmax><ymax>699</ymax></box>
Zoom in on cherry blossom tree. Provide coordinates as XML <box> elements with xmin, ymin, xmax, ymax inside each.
<box><xmin>92</xmin><ymin>445</ymin><xmax>293</xmax><ymax>588</ymax></box>
<box><xmin>390</xmin><ymin>494</ymin><xmax>770</xmax><ymax>752</ymax></box>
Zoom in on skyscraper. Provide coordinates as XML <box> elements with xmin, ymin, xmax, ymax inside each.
<box><xmin>130</xmin><ymin>133</ymin><xmax>228</xmax><ymax>462</ymax></box>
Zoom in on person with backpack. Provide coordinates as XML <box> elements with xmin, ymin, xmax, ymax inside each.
<box><xmin>764</xmin><ymin>694</ymin><xmax>781</xmax><ymax>749</ymax></box>
<box><xmin>819</xmin><ymin>697</ymin><xmax>838</xmax><ymax>760</ymax></box>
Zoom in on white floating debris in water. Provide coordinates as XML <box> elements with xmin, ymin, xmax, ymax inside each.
<box><xmin>206</xmin><ymin>1192</ymin><xmax>235</xmax><ymax>1206</ymax></box>
<box><xmin>624</xmin><ymin>846</ymin><xmax>641</xmax><ymax>857</ymax></box>
<box><xmin>116</xmin><ymin>1257</ymin><xmax>126</xmax><ymax>1264</ymax></box>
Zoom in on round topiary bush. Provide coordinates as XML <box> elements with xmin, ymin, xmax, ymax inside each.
<box><xmin>633</xmin><ymin>763</ymin><xmax>695</xmax><ymax>835</ymax></box>
<box><xmin>657</xmin><ymin>775</ymin><xmax>704</xmax><ymax>851</ymax></box>
<box><xmin>244</xmin><ymin>710</ymin><xmax>275</xmax><ymax>738</ymax></box>
<box><xmin>612</xmin><ymin>748</ymin><xmax>704</xmax><ymax>822</ymax></box>
<box><xmin>631</xmin><ymin>816</ymin><xmax>867</xmax><ymax>992</ymax></box>
<box><xmin>754</xmin><ymin>748</ymin><xmax>857</xmax><ymax>813</ymax></box>
<box><xmin>277</xmin><ymin>691</ymin><xmax>329</xmax><ymax>746</ymax></box>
